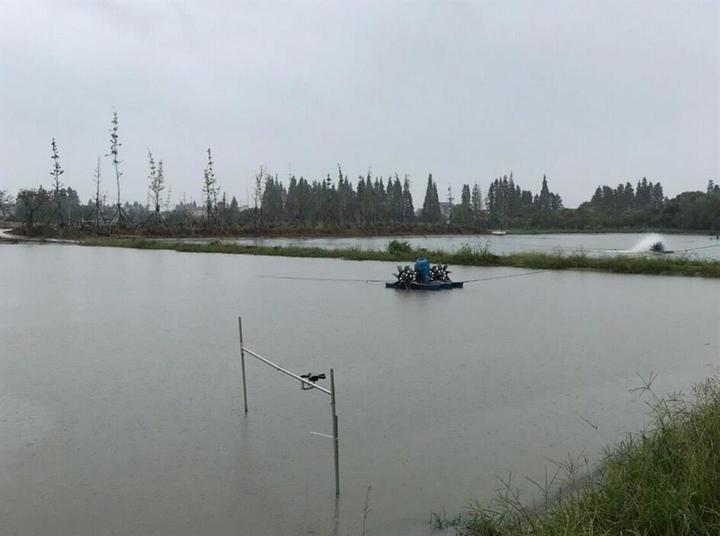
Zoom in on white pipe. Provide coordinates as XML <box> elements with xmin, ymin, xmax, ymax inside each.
<box><xmin>241</xmin><ymin>346</ymin><xmax>332</xmax><ymax>396</ymax></box>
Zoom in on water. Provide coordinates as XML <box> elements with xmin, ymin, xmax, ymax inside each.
<box><xmin>1</xmin><ymin>243</ymin><xmax>718</xmax><ymax>535</ymax></box>
<box><xmin>184</xmin><ymin>232</ymin><xmax>720</xmax><ymax>260</ymax></box>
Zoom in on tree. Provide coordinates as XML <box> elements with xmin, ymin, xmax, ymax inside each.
<box><xmin>228</xmin><ymin>196</ymin><xmax>240</xmax><ymax>225</ymax></box>
<box><xmin>471</xmin><ymin>182</ymin><xmax>482</xmax><ymax>224</ymax></box>
<box><xmin>537</xmin><ymin>175</ymin><xmax>551</xmax><ymax>211</ymax></box>
<box><xmin>0</xmin><ymin>190</ymin><xmax>13</xmax><ymax>220</ymax></box>
<box><xmin>106</xmin><ymin>110</ymin><xmax>130</xmax><ymax>225</ymax></box>
<box><xmin>261</xmin><ymin>174</ymin><xmax>286</xmax><ymax>223</ymax></box>
<box><xmin>86</xmin><ymin>156</ymin><xmax>107</xmax><ymax>229</ymax></box>
<box><xmin>387</xmin><ymin>175</ymin><xmax>402</xmax><ymax>222</ymax></box>
<box><xmin>253</xmin><ymin>165</ymin><xmax>265</xmax><ymax>227</ymax></box>
<box><xmin>16</xmin><ymin>187</ymin><xmax>50</xmax><ymax>233</ymax></box>
<box><xmin>146</xmin><ymin>150</ymin><xmax>166</xmax><ymax>227</ymax></box>
<box><xmin>402</xmin><ymin>175</ymin><xmax>415</xmax><ymax>222</ymax></box>
<box><xmin>422</xmin><ymin>174</ymin><xmax>441</xmax><ymax>223</ymax></box>
<box><xmin>652</xmin><ymin>183</ymin><xmax>664</xmax><ymax>208</ymax></box>
<box><xmin>460</xmin><ymin>184</ymin><xmax>471</xmax><ymax>206</ymax></box>
<box><xmin>49</xmin><ymin>138</ymin><xmax>65</xmax><ymax>226</ymax></box>
<box><xmin>202</xmin><ymin>148</ymin><xmax>218</xmax><ymax>222</ymax></box>
<box><xmin>451</xmin><ymin>184</ymin><xmax>473</xmax><ymax>225</ymax></box>
<box><xmin>285</xmin><ymin>176</ymin><xmax>299</xmax><ymax>222</ymax></box>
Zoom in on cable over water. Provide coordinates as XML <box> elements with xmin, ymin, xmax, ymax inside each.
<box><xmin>261</xmin><ymin>270</ymin><xmax>548</xmax><ymax>285</ymax></box>
<box><xmin>260</xmin><ymin>275</ymin><xmax>387</xmax><ymax>283</ymax></box>
<box><xmin>462</xmin><ymin>270</ymin><xmax>548</xmax><ymax>284</ymax></box>
<box><xmin>675</xmin><ymin>243</ymin><xmax>720</xmax><ymax>253</ymax></box>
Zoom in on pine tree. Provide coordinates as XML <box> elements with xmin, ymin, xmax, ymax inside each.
<box><xmin>652</xmin><ymin>183</ymin><xmax>664</xmax><ymax>208</ymax></box>
<box><xmin>286</xmin><ymin>176</ymin><xmax>299</xmax><ymax>222</ymax></box>
<box><xmin>375</xmin><ymin>177</ymin><xmax>386</xmax><ymax>222</ymax></box>
<box><xmin>451</xmin><ymin>184</ymin><xmax>473</xmax><ymax>225</ymax></box>
<box><xmin>422</xmin><ymin>174</ymin><xmax>441</xmax><ymax>223</ymax></box>
<box><xmin>538</xmin><ymin>175</ymin><xmax>551</xmax><ymax>211</ymax></box>
<box><xmin>461</xmin><ymin>184</ymin><xmax>471</xmax><ymax>206</ymax></box>
<box><xmin>229</xmin><ymin>196</ymin><xmax>240</xmax><ymax>225</ymax></box>
<box><xmin>471</xmin><ymin>182</ymin><xmax>482</xmax><ymax>224</ymax></box>
<box><xmin>402</xmin><ymin>175</ymin><xmax>415</xmax><ymax>222</ymax></box>
<box><xmin>390</xmin><ymin>175</ymin><xmax>403</xmax><ymax>222</ymax></box>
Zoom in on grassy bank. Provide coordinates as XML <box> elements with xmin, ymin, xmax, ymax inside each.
<box><xmin>79</xmin><ymin>237</ymin><xmax>720</xmax><ymax>278</ymax></box>
<box><xmin>457</xmin><ymin>378</ymin><xmax>720</xmax><ymax>535</ymax></box>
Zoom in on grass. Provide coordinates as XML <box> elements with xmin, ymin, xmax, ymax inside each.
<box><xmin>79</xmin><ymin>237</ymin><xmax>720</xmax><ymax>278</ymax></box>
<box><xmin>458</xmin><ymin>377</ymin><xmax>720</xmax><ymax>535</ymax></box>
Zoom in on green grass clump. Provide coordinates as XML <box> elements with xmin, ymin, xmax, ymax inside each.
<box><xmin>78</xmin><ymin>237</ymin><xmax>720</xmax><ymax>278</ymax></box>
<box><xmin>387</xmin><ymin>239</ymin><xmax>413</xmax><ymax>254</ymax></box>
<box><xmin>461</xmin><ymin>378</ymin><xmax>720</xmax><ymax>535</ymax></box>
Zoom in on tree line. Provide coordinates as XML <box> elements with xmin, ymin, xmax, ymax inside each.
<box><xmin>3</xmin><ymin>110</ymin><xmax>719</xmax><ymax>234</ymax></box>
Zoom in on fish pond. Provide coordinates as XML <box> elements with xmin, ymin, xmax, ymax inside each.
<box><xmin>0</xmin><ymin>243</ymin><xmax>718</xmax><ymax>535</ymax></box>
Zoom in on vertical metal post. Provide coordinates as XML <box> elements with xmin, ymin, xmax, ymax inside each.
<box><xmin>238</xmin><ymin>316</ymin><xmax>248</xmax><ymax>414</ymax></box>
<box><xmin>330</xmin><ymin>368</ymin><xmax>340</xmax><ymax>496</ymax></box>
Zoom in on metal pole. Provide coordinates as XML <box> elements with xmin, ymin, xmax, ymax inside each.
<box><xmin>238</xmin><ymin>316</ymin><xmax>248</xmax><ymax>414</ymax></box>
<box><xmin>330</xmin><ymin>368</ymin><xmax>339</xmax><ymax>496</ymax></box>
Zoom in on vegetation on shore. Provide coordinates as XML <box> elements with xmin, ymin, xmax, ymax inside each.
<box><xmin>453</xmin><ymin>377</ymin><xmax>720</xmax><ymax>535</ymax></box>
<box><xmin>78</xmin><ymin>237</ymin><xmax>720</xmax><ymax>278</ymax></box>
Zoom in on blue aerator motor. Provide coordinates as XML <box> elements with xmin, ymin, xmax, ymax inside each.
<box><xmin>414</xmin><ymin>257</ymin><xmax>430</xmax><ymax>283</ymax></box>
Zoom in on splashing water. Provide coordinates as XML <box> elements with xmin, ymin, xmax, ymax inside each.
<box><xmin>629</xmin><ymin>233</ymin><xmax>666</xmax><ymax>253</ymax></box>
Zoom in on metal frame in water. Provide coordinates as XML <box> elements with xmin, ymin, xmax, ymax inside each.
<box><xmin>238</xmin><ymin>317</ymin><xmax>340</xmax><ymax>496</ymax></box>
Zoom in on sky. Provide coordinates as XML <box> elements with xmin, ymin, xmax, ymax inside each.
<box><xmin>1</xmin><ymin>0</ymin><xmax>718</xmax><ymax>208</ymax></box>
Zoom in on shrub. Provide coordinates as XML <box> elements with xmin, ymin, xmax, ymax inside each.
<box><xmin>387</xmin><ymin>239</ymin><xmax>413</xmax><ymax>255</ymax></box>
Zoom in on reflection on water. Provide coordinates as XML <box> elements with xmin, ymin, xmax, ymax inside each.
<box><xmin>0</xmin><ymin>243</ymin><xmax>718</xmax><ymax>535</ymax></box>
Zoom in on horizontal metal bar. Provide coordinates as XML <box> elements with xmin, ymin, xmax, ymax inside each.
<box><xmin>241</xmin><ymin>346</ymin><xmax>332</xmax><ymax>396</ymax></box>
<box><xmin>309</xmin><ymin>431</ymin><xmax>334</xmax><ymax>439</ymax></box>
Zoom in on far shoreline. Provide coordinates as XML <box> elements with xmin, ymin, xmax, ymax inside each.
<box><xmin>3</xmin><ymin>220</ymin><xmax>719</xmax><ymax>242</ymax></box>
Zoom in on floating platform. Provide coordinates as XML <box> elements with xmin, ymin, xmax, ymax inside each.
<box><xmin>385</xmin><ymin>280</ymin><xmax>464</xmax><ymax>290</ymax></box>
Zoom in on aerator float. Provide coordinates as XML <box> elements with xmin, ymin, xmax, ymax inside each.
<box><xmin>385</xmin><ymin>257</ymin><xmax>464</xmax><ymax>290</ymax></box>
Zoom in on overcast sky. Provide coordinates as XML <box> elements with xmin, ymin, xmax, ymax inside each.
<box><xmin>1</xmin><ymin>0</ymin><xmax>718</xmax><ymax>207</ymax></box>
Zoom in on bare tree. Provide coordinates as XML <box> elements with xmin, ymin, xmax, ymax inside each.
<box><xmin>50</xmin><ymin>138</ymin><xmax>65</xmax><ymax>226</ymax></box>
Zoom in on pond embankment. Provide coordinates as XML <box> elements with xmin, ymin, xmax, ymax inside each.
<box><xmin>459</xmin><ymin>378</ymin><xmax>720</xmax><ymax>535</ymax></box>
<box><xmin>80</xmin><ymin>237</ymin><xmax>720</xmax><ymax>278</ymax></box>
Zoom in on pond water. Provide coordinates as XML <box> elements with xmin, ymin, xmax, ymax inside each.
<box><xmin>1</xmin><ymin>243</ymin><xmax>718</xmax><ymax>535</ymax></box>
<box><xmin>184</xmin><ymin>232</ymin><xmax>720</xmax><ymax>260</ymax></box>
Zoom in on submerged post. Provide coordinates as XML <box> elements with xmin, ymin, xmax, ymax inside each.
<box><xmin>331</xmin><ymin>368</ymin><xmax>339</xmax><ymax>496</ymax></box>
<box><xmin>238</xmin><ymin>316</ymin><xmax>248</xmax><ymax>414</ymax></box>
